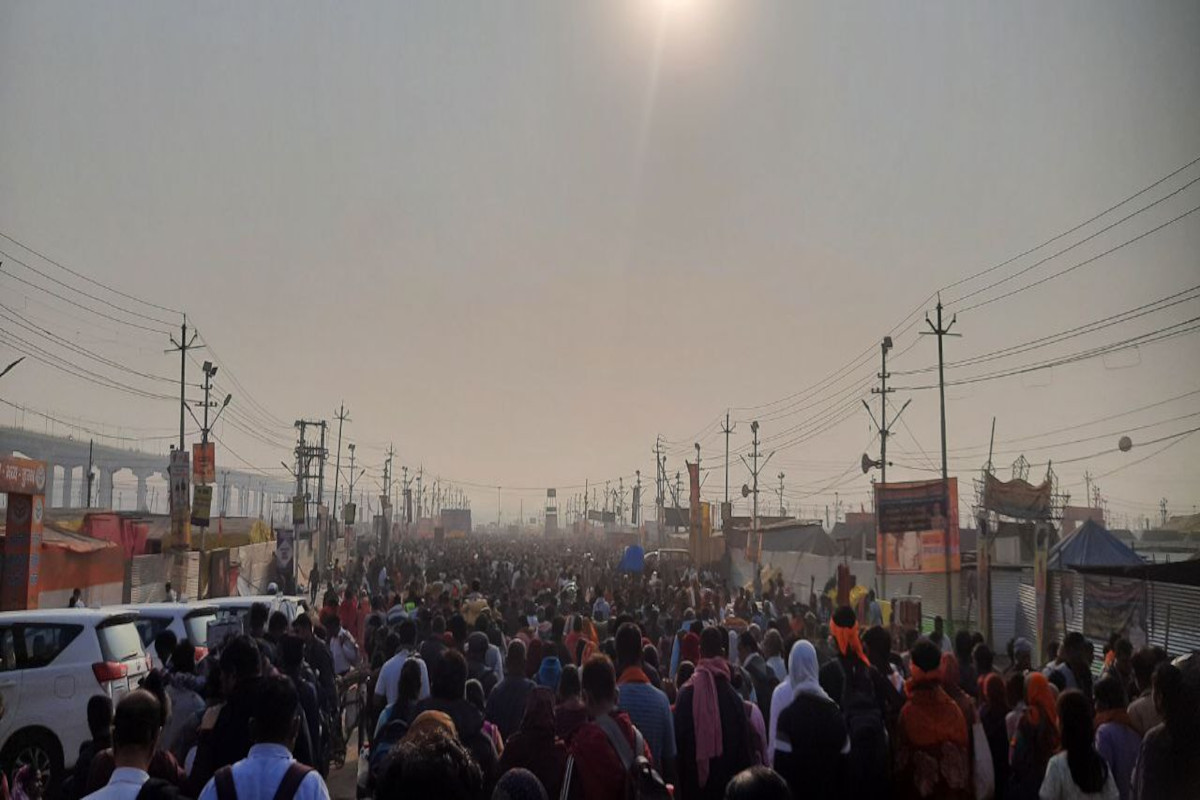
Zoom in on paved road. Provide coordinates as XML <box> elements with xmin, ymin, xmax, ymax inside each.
<box><xmin>327</xmin><ymin>733</ymin><xmax>361</xmax><ymax>800</ymax></box>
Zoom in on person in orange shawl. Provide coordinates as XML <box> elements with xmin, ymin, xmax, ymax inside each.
<box><xmin>1007</xmin><ymin>671</ymin><xmax>1060</xmax><ymax>800</ymax></box>
<box><xmin>894</xmin><ymin>638</ymin><xmax>971</xmax><ymax>800</ymax></box>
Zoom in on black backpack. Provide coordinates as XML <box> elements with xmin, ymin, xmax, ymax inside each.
<box><xmin>839</xmin><ymin>660</ymin><xmax>889</xmax><ymax>793</ymax></box>
<box><xmin>592</xmin><ymin>715</ymin><xmax>670</xmax><ymax>800</ymax></box>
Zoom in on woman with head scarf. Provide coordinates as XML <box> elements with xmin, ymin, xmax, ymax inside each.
<box><xmin>1008</xmin><ymin>671</ymin><xmax>1061</xmax><ymax>800</ymax></box>
<box><xmin>498</xmin><ymin>687</ymin><xmax>569</xmax><ymax>799</ymax></box>
<box><xmin>894</xmin><ymin>639</ymin><xmax>971</xmax><ymax>800</ymax></box>
<box><xmin>769</xmin><ymin>640</ymin><xmax>849</xmax><ymax>799</ymax></box>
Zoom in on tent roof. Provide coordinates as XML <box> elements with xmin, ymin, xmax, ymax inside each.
<box><xmin>617</xmin><ymin>545</ymin><xmax>645</xmax><ymax>573</ymax></box>
<box><xmin>1050</xmin><ymin>518</ymin><xmax>1143</xmax><ymax>569</ymax></box>
<box><xmin>760</xmin><ymin>522</ymin><xmax>837</xmax><ymax>555</ymax></box>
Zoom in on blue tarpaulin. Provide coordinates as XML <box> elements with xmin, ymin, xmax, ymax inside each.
<box><xmin>1050</xmin><ymin>519</ymin><xmax>1143</xmax><ymax>569</ymax></box>
<box><xmin>618</xmin><ymin>545</ymin><xmax>645</xmax><ymax>573</ymax></box>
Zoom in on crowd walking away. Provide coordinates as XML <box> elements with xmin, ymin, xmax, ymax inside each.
<box><xmin>66</xmin><ymin>536</ymin><xmax>1200</xmax><ymax>800</ymax></box>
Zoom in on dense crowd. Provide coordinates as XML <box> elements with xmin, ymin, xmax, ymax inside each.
<box><xmin>56</xmin><ymin>536</ymin><xmax>1200</xmax><ymax>800</ymax></box>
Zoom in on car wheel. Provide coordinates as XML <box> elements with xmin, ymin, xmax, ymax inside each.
<box><xmin>1</xmin><ymin>729</ymin><xmax>63</xmax><ymax>790</ymax></box>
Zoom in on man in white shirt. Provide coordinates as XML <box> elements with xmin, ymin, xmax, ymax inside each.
<box><xmin>83</xmin><ymin>690</ymin><xmax>161</xmax><ymax>800</ymax></box>
<box><xmin>322</xmin><ymin>615</ymin><xmax>360</xmax><ymax>677</ymax></box>
<box><xmin>199</xmin><ymin>676</ymin><xmax>330</xmax><ymax>800</ymax></box>
<box><xmin>373</xmin><ymin>620</ymin><xmax>430</xmax><ymax>712</ymax></box>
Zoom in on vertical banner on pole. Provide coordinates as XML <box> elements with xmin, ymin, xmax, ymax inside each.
<box><xmin>1033</xmin><ymin>524</ymin><xmax>1049</xmax><ymax>664</ymax></box>
<box><xmin>168</xmin><ymin>449</ymin><xmax>191</xmax><ymax>550</ymax></box>
<box><xmin>0</xmin><ymin>457</ymin><xmax>48</xmax><ymax>611</ymax></box>
<box><xmin>977</xmin><ymin>517</ymin><xmax>992</xmax><ymax>646</ymax></box>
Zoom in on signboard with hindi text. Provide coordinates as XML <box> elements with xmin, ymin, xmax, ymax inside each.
<box><xmin>875</xmin><ymin>478</ymin><xmax>960</xmax><ymax>574</ymax></box>
<box><xmin>0</xmin><ymin>457</ymin><xmax>47</xmax><ymax>611</ymax></box>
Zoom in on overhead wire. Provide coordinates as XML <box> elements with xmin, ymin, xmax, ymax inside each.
<box><xmin>0</xmin><ymin>255</ymin><xmax>173</xmax><ymax>334</ymax></box>
<box><xmin>0</xmin><ymin>229</ymin><xmax>183</xmax><ymax>315</ymax></box>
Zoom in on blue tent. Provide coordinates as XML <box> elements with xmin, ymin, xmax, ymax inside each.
<box><xmin>618</xmin><ymin>545</ymin><xmax>645</xmax><ymax>573</ymax></box>
<box><xmin>1049</xmin><ymin>519</ymin><xmax>1143</xmax><ymax>569</ymax></box>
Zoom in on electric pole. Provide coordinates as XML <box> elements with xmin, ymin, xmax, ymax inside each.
<box><xmin>330</xmin><ymin>403</ymin><xmax>349</xmax><ymax>546</ymax></box>
<box><xmin>721</xmin><ymin>412</ymin><xmax>735</xmax><ymax>506</ymax></box>
<box><xmin>86</xmin><ymin>439</ymin><xmax>94</xmax><ymax>507</ymax></box>
<box><xmin>740</xmin><ymin>420</ymin><xmax>774</xmax><ymax>596</ymax></box>
<box><xmin>864</xmin><ymin>336</ymin><xmax>909</xmax><ymax>600</ymax></box>
<box><xmin>923</xmin><ymin>296</ymin><xmax>960</xmax><ymax>631</ymax></box>
<box><xmin>777</xmin><ymin>472</ymin><xmax>785</xmax><ymax>516</ymax></box>
<box><xmin>166</xmin><ymin>315</ymin><xmax>200</xmax><ymax>452</ymax></box>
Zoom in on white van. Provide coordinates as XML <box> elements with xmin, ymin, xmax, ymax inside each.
<box><xmin>107</xmin><ymin>603</ymin><xmax>219</xmax><ymax>668</ymax></box>
<box><xmin>0</xmin><ymin>609</ymin><xmax>151</xmax><ymax>783</ymax></box>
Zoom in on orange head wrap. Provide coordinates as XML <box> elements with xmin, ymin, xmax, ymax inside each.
<box><xmin>830</xmin><ymin>619</ymin><xmax>870</xmax><ymax>665</ymax></box>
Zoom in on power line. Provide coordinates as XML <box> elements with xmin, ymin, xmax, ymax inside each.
<box><xmin>943</xmin><ymin>154</ymin><xmax>1200</xmax><ymax>294</ymax></box>
<box><xmin>949</xmin><ymin>173</ymin><xmax>1200</xmax><ymax>308</ymax></box>
<box><xmin>956</xmin><ymin>203</ymin><xmax>1200</xmax><ymax>314</ymax></box>
<box><xmin>893</xmin><ymin>285</ymin><xmax>1200</xmax><ymax>377</ymax></box>
<box><xmin>897</xmin><ymin>317</ymin><xmax>1200</xmax><ymax>391</ymax></box>
<box><xmin>0</xmin><ymin>302</ymin><xmax>176</xmax><ymax>385</ymax></box>
<box><xmin>0</xmin><ymin>254</ymin><xmax>174</xmax><ymax>333</ymax></box>
<box><xmin>0</xmin><ymin>229</ymin><xmax>183</xmax><ymax>315</ymax></box>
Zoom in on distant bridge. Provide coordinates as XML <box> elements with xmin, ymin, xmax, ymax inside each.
<box><xmin>0</xmin><ymin>426</ymin><xmax>293</xmax><ymax>514</ymax></box>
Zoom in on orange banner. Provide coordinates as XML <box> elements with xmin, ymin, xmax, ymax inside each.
<box><xmin>875</xmin><ymin>478</ymin><xmax>960</xmax><ymax>574</ymax></box>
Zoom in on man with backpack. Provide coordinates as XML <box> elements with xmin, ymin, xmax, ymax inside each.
<box><xmin>566</xmin><ymin>654</ymin><xmax>658</xmax><ymax>800</ymax></box>
<box><xmin>198</xmin><ymin>675</ymin><xmax>330</xmax><ymax>800</ymax></box>
<box><xmin>829</xmin><ymin>606</ymin><xmax>890</xmax><ymax>798</ymax></box>
<box><xmin>737</xmin><ymin>631</ymin><xmax>779</xmax><ymax>722</ymax></box>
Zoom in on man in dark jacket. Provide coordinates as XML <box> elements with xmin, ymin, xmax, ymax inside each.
<box><xmin>674</xmin><ymin>627</ymin><xmax>754</xmax><ymax>800</ymax></box>
<box><xmin>737</xmin><ymin>631</ymin><xmax>778</xmax><ymax>722</ymax></box>
<box><xmin>485</xmin><ymin>640</ymin><xmax>536</xmax><ymax>740</ymax></box>
<box><xmin>412</xmin><ymin>650</ymin><xmax>498</xmax><ymax>791</ymax></box>
<box><xmin>185</xmin><ymin>636</ymin><xmax>263</xmax><ymax>796</ymax></box>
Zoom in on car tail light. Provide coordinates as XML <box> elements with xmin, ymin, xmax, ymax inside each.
<box><xmin>92</xmin><ymin>661</ymin><xmax>129</xmax><ymax>683</ymax></box>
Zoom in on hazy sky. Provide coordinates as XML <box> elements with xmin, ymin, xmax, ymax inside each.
<box><xmin>1</xmin><ymin>1</ymin><xmax>1198</xmax><ymax>527</ymax></box>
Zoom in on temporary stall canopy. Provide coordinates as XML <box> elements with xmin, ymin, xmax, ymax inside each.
<box><xmin>1049</xmin><ymin>519</ymin><xmax>1143</xmax><ymax>569</ymax></box>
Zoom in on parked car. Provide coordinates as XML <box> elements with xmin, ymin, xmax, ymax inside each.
<box><xmin>106</xmin><ymin>603</ymin><xmax>218</xmax><ymax>668</ymax></box>
<box><xmin>209</xmin><ymin>594</ymin><xmax>311</xmax><ymax>626</ymax></box>
<box><xmin>0</xmin><ymin>609</ymin><xmax>151</xmax><ymax>785</ymax></box>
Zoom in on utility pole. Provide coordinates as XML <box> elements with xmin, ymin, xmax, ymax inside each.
<box><xmin>654</xmin><ymin>436</ymin><xmax>666</xmax><ymax>545</ymax></box>
<box><xmin>633</xmin><ymin>470</ymin><xmax>642</xmax><ymax>526</ymax></box>
<box><xmin>330</xmin><ymin>403</ymin><xmax>349</xmax><ymax>548</ymax></box>
<box><xmin>923</xmin><ymin>296</ymin><xmax>960</xmax><ymax>632</ymax></box>
<box><xmin>1160</xmin><ymin>498</ymin><xmax>1169</xmax><ymax>528</ymax></box>
<box><xmin>864</xmin><ymin>338</ymin><xmax>909</xmax><ymax>600</ymax></box>
<box><xmin>86</xmin><ymin>439</ymin><xmax>95</xmax><ymax>507</ymax></box>
<box><xmin>740</xmin><ymin>420</ymin><xmax>774</xmax><ymax>596</ymax></box>
<box><xmin>777</xmin><ymin>472</ymin><xmax>786</xmax><ymax>516</ymax></box>
<box><xmin>167</xmin><ymin>315</ymin><xmax>200</xmax><ymax>452</ymax></box>
<box><xmin>401</xmin><ymin>466</ymin><xmax>410</xmax><ymax>530</ymax></box>
<box><xmin>722</xmin><ymin>412</ymin><xmax>735</xmax><ymax>506</ymax></box>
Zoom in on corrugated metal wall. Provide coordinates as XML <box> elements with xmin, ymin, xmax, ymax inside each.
<box><xmin>990</xmin><ymin>568</ymin><xmax>1031</xmax><ymax>649</ymax></box>
<box><xmin>899</xmin><ymin>570</ymin><xmax>969</xmax><ymax>631</ymax></box>
<box><xmin>1147</xmin><ymin>581</ymin><xmax>1200</xmax><ymax>656</ymax></box>
<box><xmin>1017</xmin><ymin>584</ymin><xmax>1037</xmax><ymax>643</ymax></box>
<box><xmin>127</xmin><ymin>554</ymin><xmax>169</xmax><ymax>603</ymax></box>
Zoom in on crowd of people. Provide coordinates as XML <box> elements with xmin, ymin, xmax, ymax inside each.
<box><xmin>56</xmin><ymin>536</ymin><xmax>1200</xmax><ymax>800</ymax></box>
